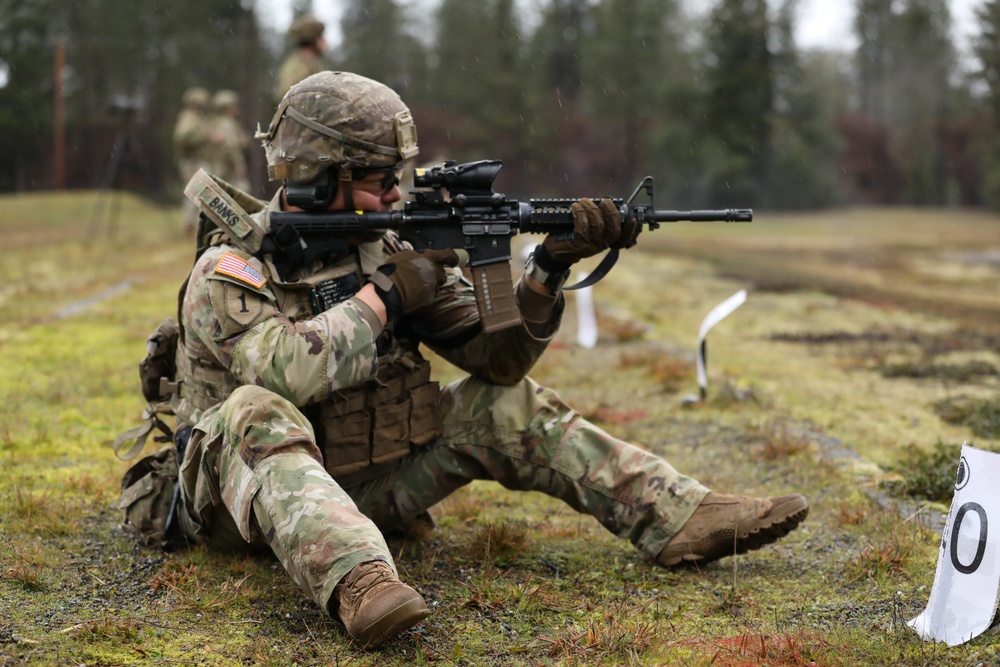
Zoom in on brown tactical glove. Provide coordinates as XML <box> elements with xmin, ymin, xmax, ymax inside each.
<box><xmin>368</xmin><ymin>248</ymin><xmax>462</xmax><ymax>320</ymax></box>
<box><xmin>539</xmin><ymin>198</ymin><xmax>639</xmax><ymax>270</ymax></box>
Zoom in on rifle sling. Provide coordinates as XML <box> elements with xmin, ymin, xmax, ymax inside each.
<box><xmin>564</xmin><ymin>248</ymin><xmax>619</xmax><ymax>291</ymax></box>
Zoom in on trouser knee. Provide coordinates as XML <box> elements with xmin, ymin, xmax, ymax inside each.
<box><xmin>218</xmin><ymin>385</ymin><xmax>322</xmax><ymax>466</ymax></box>
<box><xmin>441</xmin><ymin>375</ymin><xmax>567</xmax><ymax>432</ymax></box>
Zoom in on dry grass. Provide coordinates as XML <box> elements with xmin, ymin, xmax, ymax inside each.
<box><xmin>844</xmin><ymin>508</ymin><xmax>934</xmax><ymax>584</ymax></box>
<box><xmin>467</xmin><ymin>521</ymin><xmax>531</xmax><ymax>566</ymax></box>
<box><xmin>754</xmin><ymin>419</ymin><xmax>812</xmax><ymax>461</ymax></box>
<box><xmin>3</xmin><ymin>543</ymin><xmax>51</xmax><ymax>592</ymax></box>
<box><xmin>536</xmin><ymin>598</ymin><xmax>661</xmax><ymax>661</ymax></box>
<box><xmin>619</xmin><ymin>346</ymin><xmax>695</xmax><ymax>393</ymax></box>
<box><xmin>6</xmin><ymin>484</ymin><xmax>78</xmax><ymax>537</ymax></box>
<box><xmin>435</xmin><ymin>485</ymin><xmax>483</xmax><ymax>524</ymax></box>
<box><xmin>681</xmin><ymin>632</ymin><xmax>833</xmax><ymax>667</ymax></box>
<box><xmin>837</xmin><ymin>501</ymin><xmax>870</xmax><ymax>527</ymax></box>
<box><xmin>57</xmin><ymin>616</ymin><xmax>151</xmax><ymax>643</ymax></box>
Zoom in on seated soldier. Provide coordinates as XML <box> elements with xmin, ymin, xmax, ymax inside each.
<box><xmin>133</xmin><ymin>71</ymin><xmax>809</xmax><ymax>650</ymax></box>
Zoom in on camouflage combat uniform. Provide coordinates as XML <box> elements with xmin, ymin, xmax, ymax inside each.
<box><xmin>207</xmin><ymin>109</ymin><xmax>249</xmax><ymax>190</ymax></box>
<box><xmin>173</xmin><ymin>91</ymin><xmax>212</xmax><ymax>231</ymax></box>
<box><xmin>274</xmin><ymin>50</ymin><xmax>327</xmax><ymax>104</ymax></box>
<box><xmin>172</xmin><ymin>181</ymin><xmax>709</xmax><ymax>615</ymax></box>
<box><xmin>174</xmin><ymin>111</ymin><xmax>210</xmax><ymax>179</ymax></box>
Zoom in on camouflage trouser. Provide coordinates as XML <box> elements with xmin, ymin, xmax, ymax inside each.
<box><xmin>177</xmin><ymin>376</ymin><xmax>709</xmax><ymax>615</ymax></box>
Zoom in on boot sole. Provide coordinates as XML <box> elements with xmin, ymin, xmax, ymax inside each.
<box><xmin>660</xmin><ymin>495</ymin><xmax>810</xmax><ymax>568</ymax></box>
<box><xmin>357</xmin><ymin>597</ymin><xmax>432</xmax><ymax>649</ymax></box>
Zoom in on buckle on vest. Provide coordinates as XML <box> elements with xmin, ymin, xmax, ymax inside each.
<box><xmin>159</xmin><ymin>378</ymin><xmax>180</xmax><ymax>396</ymax></box>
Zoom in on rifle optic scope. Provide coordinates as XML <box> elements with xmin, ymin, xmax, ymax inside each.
<box><xmin>413</xmin><ymin>160</ymin><xmax>504</xmax><ymax>195</ymax></box>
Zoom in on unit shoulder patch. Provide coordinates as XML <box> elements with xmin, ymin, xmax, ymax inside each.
<box><xmin>214</xmin><ymin>252</ymin><xmax>267</xmax><ymax>289</ymax></box>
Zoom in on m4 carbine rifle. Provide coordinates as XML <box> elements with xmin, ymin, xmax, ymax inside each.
<box><xmin>267</xmin><ymin>159</ymin><xmax>751</xmax><ymax>333</ymax></box>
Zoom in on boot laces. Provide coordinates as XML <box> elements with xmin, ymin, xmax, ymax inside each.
<box><xmin>343</xmin><ymin>561</ymin><xmax>396</xmax><ymax>604</ymax></box>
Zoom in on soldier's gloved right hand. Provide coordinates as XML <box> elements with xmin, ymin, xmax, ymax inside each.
<box><xmin>368</xmin><ymin>248</ymin><xmax>462</xmax><ymax>320</ymax></box>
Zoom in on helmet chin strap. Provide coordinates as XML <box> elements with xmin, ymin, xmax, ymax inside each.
<box><xmin>339</xmin><ymin>168</ymin><xmax>354</xmax><ymax>211</ymax></box>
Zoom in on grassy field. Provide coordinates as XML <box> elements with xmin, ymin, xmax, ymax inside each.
<box><xmin>1</xmin><ymin>191</ymin><xmax>999</xmax><ymax>666</ymax></box>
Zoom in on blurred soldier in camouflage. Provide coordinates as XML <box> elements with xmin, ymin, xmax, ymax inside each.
<box><xmin>155</xmin><ymin>72</ymin><xmax>808</xmax><ymax>649</ymax></box>
<box><xmin>207</xmin><ymin>90</ymin><xmax>249</xmax><ymax>191</ymax></box>
<box><xmin>274</xmin><ymin>14</ymin><xmax>328</xmax><ymax>104</ymax></box>
<box><xmin>172</xmin><ymin>86</ymin><xmax>212</xmax><ymax>232</ymax></box>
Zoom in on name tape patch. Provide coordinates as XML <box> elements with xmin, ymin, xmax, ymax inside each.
<box><xmin>214</xmin><ymin>253</ymin><xmax>267</xmax><ymax>289</ymax></box>
<box><xmin>199</xmin><ymin>190</ymin><xmax>253</xmax><ymax>239</ymax></box>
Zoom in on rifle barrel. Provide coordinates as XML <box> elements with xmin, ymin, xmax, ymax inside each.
<box><xmin>653</xmin><ymin>209</ymin><xmax>752</xmax><ymax>223</ymax></box>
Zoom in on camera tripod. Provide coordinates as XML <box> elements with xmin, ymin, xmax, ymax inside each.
<box><xmin>87</xmin><ymin>105</ymin><xmax>163</xmax><ymax>238</ymax></box>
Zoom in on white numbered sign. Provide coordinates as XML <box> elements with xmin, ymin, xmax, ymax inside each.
<box><xmin>908</xmin><ymin>443</ymin><xmax>1000</xmax><ymax>646</ymax></box>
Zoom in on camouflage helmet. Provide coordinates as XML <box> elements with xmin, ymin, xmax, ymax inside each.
<box><xmin>258</xmin><ymin>71</ymin><xmax>419</xmax><ymax>183</ymax></box>
<box><xmin>212</xmin><ymin>89</ymin><xmax>239</xmax><ymax>113</ymax></box>
<box><xmin>182</xmin><ymin>86</ymin><xmax>210</xmax><ymax>109</ymax></box>
<box><xmin>287</xmin><ymin>14</ymin><xmax>325</xmax><ymax>44</ymax></box>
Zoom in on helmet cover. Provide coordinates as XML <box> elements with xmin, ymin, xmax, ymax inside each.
<box><xmin>212</xmin><ymin>89</ymin><xmax>239</xmax><ymax>112</ymax></box>
<box><xmin>182</xmin><ymin>86</ymin><xmax>210</xmax><ymax>109</ymax></box>
<box><xmin>258</xmin><ymin>71</ymin><xmax>419</xmax><ymax>183</ymax></box>
<box><xmin>287</xmin><ymin>14</ymin><xmax>325</xmax><ymax>44</ymax></box>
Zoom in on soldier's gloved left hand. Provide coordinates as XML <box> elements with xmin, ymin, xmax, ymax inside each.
<box><xmin>368</xmin><ymin>248</ymin><xmax>462</xmax><ymax>321</ymax></box>
<box><xmin>539</xmin><ymin>198</ymin><xmax>638</xmax><ymax>268</ymax></box>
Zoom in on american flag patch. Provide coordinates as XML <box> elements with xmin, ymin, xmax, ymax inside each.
<box><xmin>214</xmin><ymin>252</ymin><xmax>267</xmax><ymax>288</ymax></box>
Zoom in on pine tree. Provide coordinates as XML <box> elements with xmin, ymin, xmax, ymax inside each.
<box><xmin>426</xmin><ymin>0</ymin><xmax>533</xmax><ymax>185</ymax></box>
<box><xmin>848</xmin><ymin>0</ymin><xmax>957</xmax><ymax>204</ymax></box>
<box><xmin>338</xmin><ymin>0</ymin><xmax>428</xmax><ymax>96</ymax></box>
<box><xmin>975</xmin><ymin>0</ymin><xmax>1000</xmax><ymax>124</ymax></box>
<box><xmin>0</xmin><ymin>0</ymin><xmax>60</xmax><ymax>189</ymax></box>
<box><xmin>584</xmin><ymin>0</ymin><xmax>696</xmax><ymax>192</ymax></box>
<box><xmin>699</xmin><ymin>0</ymin><xmax>774</xmax><ymax>207</ymax></box>
<box><xmin>854</xmin><ymin>0</ymin><xmax>894</xmax><ymax>124</ymax></box>
<box><xmin>766</xmin><ymin>0</ymin><xmax>846</xmax><ymax>208</ymax></box>
<box><xmin>531</xmin><ymin>0</ymin><xmax>588</xmax><ymax>101</ymax></box>
<box><xmin>973</xmin><ymin>0</ymin><xmax>1000</xmax><ymax>208</ymax></box>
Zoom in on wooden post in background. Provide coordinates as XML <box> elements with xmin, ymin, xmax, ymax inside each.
<box><xmin>53</xmin><ymin>39</ymin><xmax>66</xmax><ymax>190</ymax></box>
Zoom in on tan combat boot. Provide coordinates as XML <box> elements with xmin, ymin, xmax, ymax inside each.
<box><xmin>658</xmin><ymin>493</ymin><xmax>809</xmax><ymax>567</ymax></box>
<box><xmin>333</xmin><ymin>560</ymin><xmax>431</xmax><ymax>649</ymax></box>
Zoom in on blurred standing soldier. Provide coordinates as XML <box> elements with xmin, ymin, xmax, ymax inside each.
<box><xmin>207</xmin><ymin>90</ymin><xmax>250</xmax><ymax>191</ymax></box>
<box><xmin>173</xmin><ymin>86</ymin><xmax>212</xmax><ymax>232</ymax></box>
<box><xmin>274</xmin><ymin>14</ymin><xmax>328</xmax><ymax>103</ymax></box>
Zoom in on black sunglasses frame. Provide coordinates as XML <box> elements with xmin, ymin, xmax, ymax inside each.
<box><xmin>351</xmin><ymin>166</ymin><xmax>402</xmax><ymax>194</ymax></box>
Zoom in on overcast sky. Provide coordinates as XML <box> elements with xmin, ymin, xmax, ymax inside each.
<box><xmin>258</xmin><ymin>0</ymin><xmax>983</xmax><ymax>55</ymax></box>
<box><xmin>795</xmin><ymin>0</ymin><xmax>980</xmax><ymax>51</ymax></box>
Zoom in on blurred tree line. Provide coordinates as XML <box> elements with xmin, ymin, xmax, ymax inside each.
<box><xmin>1</xmin><ymin>0</ymin><xmax>999</xmax><ymax>209</ymax></box>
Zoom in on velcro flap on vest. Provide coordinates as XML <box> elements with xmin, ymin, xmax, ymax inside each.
<box><xmin>184</xmin><ymin>170</ymin><xmax>266</xmax><ymax>254</ymax></box>
<box><xmin>117</xmin><ymin>470</ymin><xmax>155</xmax><ymax>509</ymax></box>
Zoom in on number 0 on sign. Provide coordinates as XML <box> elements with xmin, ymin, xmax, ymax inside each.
<box><xmin>908</xmin><ymin>443</ymin><xmax>1000</xmax><ymax>646</ymax></box>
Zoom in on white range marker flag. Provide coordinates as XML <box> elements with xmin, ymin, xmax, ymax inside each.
<box><xmin>696</xmin><ymin>289</ymin><xmax>747</xmax><ymax>398</ymax></box>
<box><xmin>909</xmin><ymin>443</ymin><xmax>1000</xmax><ymax>646</ymax></box>
<box><xmin>574</xmin><ymin>270</ymin><xmax>598</xmax><ymax>349</ymax></box>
